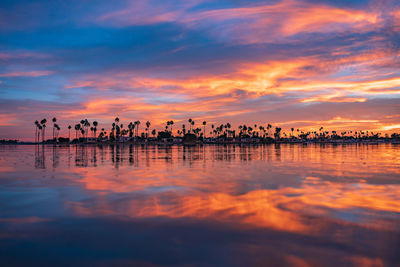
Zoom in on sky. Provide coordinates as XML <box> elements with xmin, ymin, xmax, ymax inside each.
<box><xmin>0</xmin><ymin>0</ymin><xmax>399</xmax><ymax>140</ymax></box>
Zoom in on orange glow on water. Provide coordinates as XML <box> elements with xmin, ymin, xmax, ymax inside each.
<box><xmin>1</xmin><ymin>144</ymin><xmax>399</xmax><ymax>265</ymax></box>
<box><xmin>36</xmin><ymin>144</ymin><xmax>398</xmax><ymax>234</ymax></box>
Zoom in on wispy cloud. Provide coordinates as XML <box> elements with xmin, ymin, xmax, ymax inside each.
<box><xmin>0</xmin><ymin>70</ymin><xmax>54</xmax><ymax>77</ymax></box>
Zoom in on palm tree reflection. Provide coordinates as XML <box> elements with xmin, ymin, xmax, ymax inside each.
<box><xmin>34</xmin><ymin>144</ymin><xmax>302</xmax><ymax>170</ymax></box>
<box><xmin>34</xmin><ymin>144</ymin><xmax>46</xmax><ymax>169</ymax></box>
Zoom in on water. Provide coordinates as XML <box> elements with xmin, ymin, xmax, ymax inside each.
<box><xmin>0</xmin><ymin>144</ymin><xmax>399</xmax><ymax>266</ymax></box>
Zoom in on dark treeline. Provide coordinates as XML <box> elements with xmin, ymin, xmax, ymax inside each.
<box><xmin>29</xmin><ymin>116</ymin><xmax>400</xmax><ymax>145</ymax></box>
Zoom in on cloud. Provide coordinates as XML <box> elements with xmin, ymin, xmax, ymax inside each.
<box><xmin>0</xmin><ymin>113</ymin><xmax>17</xmax><ymax>126</ymax></box>
<box><xmin>0</xmin><ymin>70</ymin><xmax>54</xmax><ymax>77</ymax></box>
<box><xmin>97</xmin><ymin>0</ymin><xmax>384</xmax><ymax>44</ymax></box>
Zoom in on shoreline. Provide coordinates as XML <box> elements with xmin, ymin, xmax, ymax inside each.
<box><xmin>2</xmin><ymin>140</ymin><xmax>399</xmax><ymax>145</ymax></box>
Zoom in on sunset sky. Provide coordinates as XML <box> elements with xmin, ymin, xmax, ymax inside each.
<box><xmin>1</xmin><ymin>0</ymin><xmax>399</xmax><ymax>140</ymax></box>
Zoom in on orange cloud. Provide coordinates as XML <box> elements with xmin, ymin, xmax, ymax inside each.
<box><xmin>280</xmin><ymin>2</ymin><xmax>379</xmax><ymax>35</ymax></box>
<box><xmin>380</xmin><ymin>124</ymin><xmax>400</xmax><ymax>131</ymax></box>
<box><xmin>301</xmin><ymin>94</ymin><xmax>367</xmax><ymax>103</ymax></box>
<box><xmin>60</xmin><ymin>49</ymin><xmax>400</xmax><ymax>134</ymax></box>
<box><xmin>99</xmin><ymin>0</ymin><xmax>382</xmax><ymax>44</ymax></box>
<box><xmin>67</xmin><ymin>54</ymin><xmax>400</xmax><ymax>99</ymax></box>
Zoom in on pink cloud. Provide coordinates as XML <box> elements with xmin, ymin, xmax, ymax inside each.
<box><xmin>0</xmin><ymin>70</ymin><xmax>54</xmax><ymax>77</ymax></box>
<box><xmin>97</xmin><ymin>0</ymin><xmax>383</xmax><ymax>44</ymax></box>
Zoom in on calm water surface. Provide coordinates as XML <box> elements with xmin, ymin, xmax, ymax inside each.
<box><xmin>0</xmin><ymin>144</ymin><xmax>399</xmax><ymax>266</ymax></box>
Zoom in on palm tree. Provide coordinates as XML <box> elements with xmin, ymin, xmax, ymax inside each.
<box><xmin>52</xmin><ymin>117</ymin><xmax>57</xmax><ymax>140</ymax></box>
<box><xmin>169</xmin><ymin>120</ymin><xmax>174</xmax><ymax>136</ymax></box>
<box><xmin>68</xmin><ymin>125</ymin><xmax>71</xmax><ymax>140</ymax></box>
<box><xmin>74</xmin><ymin>124</ymin><xmax>80</xmax><ymax>140</ymax></box>
<box><xmin>80</xmin><ymin>119</ymin><xmax>86</xmax><ymax>140</ymax></box>
<box><xmin>151</xmin><ymin>129</ymin><xmax>156</xmax><ymax>137</ymax></box>
<box><xmin>191</xmin><ymin>120</ymin><xmax>195</xmax><ymax>133</ymax></box>
<box><xmin>238</xmin><ymin>125</ymin><xmax>243</xmax><ymax>137</ymax></box>
<box><xmin>84</xmin><ymin>119</ymin><xmax>90</xmax><ymax>140</ymax></box>
<box><xmin>40</xmin><ymin>118</ymin><xmax>47</xmax><ymax>142</ymax></box>
<box><xmin>115</xmin><ymin>124</ymin><xmax>121</xmax><ymax>140</ymax></box>
<box><xmin>274</xmin><ymin>127</ymin><xmax>282</xmax><ymax>140</ymax></box>
<box><xmin>128</xmin><ymin>122</ymin><xmax>134</xmax><ymax>137</ymax></box>
<box><xmin>267</xmin><ymin>123</ymin><xmax>272</xmax><ymax>137</ymax></box>
<box><xmin>93</xmin><ymin>121</ymin><xmax>98</xmax><ymax>138</ymax></box>
<box><xmin>34</xmin><ymin>120</ymin><xmax>39</xmax><ymax>143</ymax></box>
<box><xmin>259</xmin><ymin>126</ymin><xmax>264</xmax><ymax>137</ymax></box>
<box><xmin>188</xmin><ymin>118</ymin><xmax>192</xmax><ymax>132</ymax></box>
<box><xmin>54</xmin><ymin>124</ymin><xmax>60</xmax><ymax>139</ymax></box>
<box><xmin>146</xmin><ymin>121</ymin><xmax>150</xmax><ymax>138</ymax></box>
<box><xmin>38</xmin><ymin>125</ymin><xmax>42</xmax><ymax>142</ymax></box>
<box><xmin>202</xmin><ymin>121</ymin><xmax>207</xmax><ymax>137</ymax></box>
<box><xmin>135</xmin><ymin>121</ymin><xmax>140</xmax><ymax>137</ymax></box>
<box><xmin>111</xmin><ymin>122</ymin><xmax>116</xmax><ymax>136</ymax></box>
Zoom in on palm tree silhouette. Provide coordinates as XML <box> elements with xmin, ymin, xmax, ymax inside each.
<box><xmin>40</xmin><ymin>118</ymin><xmax>47</xmax><ymax>142</ymax></box>
<box><xmin>146</xmin><ymin>121</ymin><xmax>150</xmax><ymax>138</ymax></box>
<box><xmin>267</xmin><ymin>124</ymin><xmax>272</xmax><ymax>137</ymax></box>
<box><xmin>188</xmin><ymin>118</ymin><xmax>192</xmax><ymax>132</ymax></box>
<box><xmin>54</xmin><ymin>124</ymin><xmax>60</xmax><ymax>140</ymax></box>
<box><xmin>84</xmin><ymin>119</ymin><xmax>90</xmax><ymax>140</ymax></box>
<box><xmin>128</xmin><ymin>122</ymin><xmax>134</xmax><ymax>137</ymax></box>
<box><xmin>191</xmin><ymin>120</ymin><xmax>195</xmax><ymax>133</ymax></box>
<box><xmin>93</xmin><ymin>121</ymin><xmax>98</xmax><ymax>138</ymax></box>
<box><xmin>202</xmin><ymin>121</ymin><xmax>207</xmax><ymax>137</ymax></box>
<box><xmin>68</xmin><ymin>125</ymin><xmax>72</xmax><ymax>140</ymax></box>
<box><xmin>169</xmin><ymin>120</ymin><xmax>174</xmax><ymax>136</ymax></box>
<box><xmin>135</xmin><ymin>121</ymin><xmax>140</xmax><ymax>138</ymax></box>
<box><xmin>38</xmin><ymin>125</ymin><xmax>42</xmax><ymax>142</ymax></box>
<box><xmin>52</xmin><ymin>117</ymin><xmax>57</xmax><ymax>140</ymax></box>
<box><xmin>74</xmin><ymin>124</ymin><xmax>80</xmax><ymax>140</ymax></box>
<box><xmin>80</xmin><ymin>120</ymin><xmax>86</xmax><ymax>140</ymax></box>
<box><xmin>34</xmin><ymin>120</ymin><xmax>39</xmax><ymax>143</ymax></box>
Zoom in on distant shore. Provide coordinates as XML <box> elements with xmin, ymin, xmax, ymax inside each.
<box><xmin>2</xmin><ymin>139</ymin><xmax>399</xmax><ymax>145</ymax></box>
